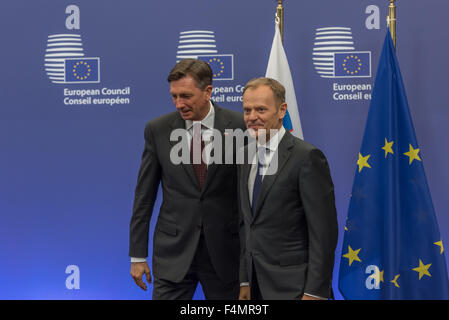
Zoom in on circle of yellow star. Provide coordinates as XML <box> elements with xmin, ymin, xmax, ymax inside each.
<box><xmin>342</xmin><ymin>245</ymin><xmax>362</xmax><ymax>266</ymax></box>
<box><xmin>382</xmin><ymin>138</ymin><xmax>394</xmax><ymax>158</ymax></box>
<box><xmin>357</xmin><ymin>153</ymin><xmax>371</xmax><ymax>173</ymax></box>
<box><xmin>412</xmin><ymin>259</ymin><xmax>432</xmax><ymax>280</ymax></box>
<box><xmin>404</xmin><ymin>144</ymin><xmax>421</xmax><ymax>165</ymax></box>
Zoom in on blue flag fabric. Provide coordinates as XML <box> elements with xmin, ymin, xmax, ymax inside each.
<box><xmin>338</xmin><ymin>30</ymin><xmax>449</xmax><ymax>300</ymax></box>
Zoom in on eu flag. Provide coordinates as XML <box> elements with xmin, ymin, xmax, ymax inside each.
<box><xmin>338</xmin><ymin>30</ymin><xmax>449</xmax><ymax>299</ymax></box>
<box><xmin>334</xmin><ymin>52</ymin><xmax>371</xmax><ymax>78</ymax></box>
<box><xmin>64</xmin><ymin>58</ymin><xmax>100</xmax><ymax>83</ymax></box>
<box><xmin>197</xmin><ymin>54</ymin><xmax>233</xmax><ymax>80</ymax></box>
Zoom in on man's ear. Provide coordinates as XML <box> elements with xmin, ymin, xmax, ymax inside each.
<box><xmin>279</xmin><ymin>102</ymin><xmax>287</xmax><ymax>120</ymax></box>
<box><xmin>204</xmin><ymin>85</ymin><xmax>213</xmax><ymax>100</ymax></box>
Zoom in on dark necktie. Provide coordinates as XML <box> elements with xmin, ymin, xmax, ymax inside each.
<box><xmin>251</xmin><ymin>147</ymin><xmax>265</xmax><ymax>214</ymax></box>
<box><xmin>190</xmin><ymin>122</ymin><xmax>207</xmax><ymax>190</ymax></box>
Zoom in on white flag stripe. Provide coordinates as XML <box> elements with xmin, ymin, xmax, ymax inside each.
<box><xmin>313</xmin><ymin>46</ymin><xmax>355</xmax><ymax>51</ymax></box>
<box><xmin>179</xmin><ymin>34</ymin><xmax>215</xmax><ymax>39</ymax></box>
<box><xmin>47</xmin><ymin>38</ymin><xmax>82</xmax><ymax>43</ymax></box>
<box><xmin>176</xmin><ymin>55</ymin><xmax>199</xmax><ymax>60</ymax></box>
<box><xmin>45</xmin><ymin>53</ymin><xmax>85</xmax><ymax>57</ymax></box>
<box><xmin>48</xmin><ymin>34</ymin><xmax>81</xmax><ymax>38</ymax></box>
<box><xmin>315</xmin><ymin>36</ymin><xmax>353</xmax><ymax>40</ymax></box>
<box><xmin>180</xmin><ymin>30</ymin><xmax>214</xmax><ymax>35</ymax></box>
<box><xmin>45</xmin><ymin>68</ymin><xmax>65</xmax><ymax>72</ymax></box>
<box><xmin>314</xmin><ymin>41</ymin><xmax>354</xmax><ymax>46</ymax></box>
<box><xmin>45</xmin><ymin>58</ymin><xmax>66</xmax><ymax>62</ymax></box>
<box><xmin>316</xmin><ymin>27</ymin><xmax>351</xmax><ymax>31</ymax></box>
<box><xmin>316</xmin><ymin>31</ymin><xmax>352</xmax><ymax>36</ymax></box>
<box><xmin>313</xmin><ymin>62</ymin><xmax>334</xmax><ymax>66</ymax></box>
<box><xmin>177</xmin><ymin>44</ymin><xmax>217</xmax><ymax>49</ymax></box>
<box><xmin>46</xmin><ymin>72</ymin><xmax>65</xmax><ymax>76</ymax></box>
<box><xmin>315</xmin><ymin>66</ymin><xmax>334</xmax><ymax>71</ymax></box>
<box><xmin>313</xmin><ymin>57</ymin><xmax>334</xmax><ymax>61</ymax></box>
<box><xmin>179</xmin><ymin>39</ymin><xmax>216</xmax><ymax>44</ymax></box>
<box><xmin>47</xmin><ymin>42</ymin><xmax>83</xmax><ymax>47</ymax></box>
<box><xmin>45</xmin><ymin>63</ymin><xmax>64</xmax><ymax>67</ymax></box>
<box><xmin>46</xmin><ymin>47</ymin><xmax>84</xmax><ymax>52</ymax></box>
<box><xmin>265</xmin><ymin>22</ymin><xmax>303</xmax><ymax>140</ymax></box>
<box><xmin>312</xmin><ymin>52</ymin><xmax>335</xmax><ymax>56</ymax></box>
<box><xmin>176</xmin><ymin>49</ymin><xmax>218</xmax><ymax>54</ymax></box>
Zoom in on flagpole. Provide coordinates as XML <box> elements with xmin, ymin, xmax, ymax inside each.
<box><xmin>387</xmin><ymin>0</ymin><xmax>397</xmax><ymax>48</ymax></box>
<box><xmin>276</xmin><ymin>0</ymin><xmax>284</xmax><ymax>43</ymax></box>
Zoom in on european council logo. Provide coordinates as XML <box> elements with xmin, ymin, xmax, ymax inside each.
<box><xmin>176</xmin><ymin>30</ymin><xmax>234</xmax><ymax>81</ymax></box>
<box><xmin>65</xmin><ymin>58</ymin><xmax>100</xmax><ymax>83</ymax></box>
<box><xmin>44</xmin><ymin>33</ymin><xmax>100</xmax><ymax>84</ymax></box>
<box><xmin>334</xmin><ymin>52</ymin><xmax>371</xmax><ymax>78</ymax></box>
<box><xmin>312</xmin><ymin>27</ymin><xmax>371</xmax><ymax>78</ymax></box>
<box><xmin>197</xmin><ymin>55</ymin><xmax>233</xmax><ymax>81</ymax></box>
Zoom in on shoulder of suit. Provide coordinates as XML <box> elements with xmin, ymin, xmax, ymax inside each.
<box><xmin>285</xmin><ymin>132</ymin><xmax>325</xmax><ymax>156</ymax></box>
<box><xmin>214</xmin><ymin>104</ymin><xmax>246</xmax><ymax>129</ymax></box>
<box><xmin>145</xmin><ymin>111</ymin><xmax>180</xmax><ymax>130</ymax></box>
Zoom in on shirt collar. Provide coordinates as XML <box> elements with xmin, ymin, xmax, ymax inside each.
<box><xmin>185</xmin><ymin>101</ymin><xmax>215</xmax><ymax>131</ymax></box>
<box><xmin>258</xmin><ymin>126</ymin><xmax>286</xmax><ymax>153</ymax></box>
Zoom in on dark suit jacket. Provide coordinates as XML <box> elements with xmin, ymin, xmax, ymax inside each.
<box><xmin>238</xmin><ymin>131</ymin><xmax>338</xmax><ymax>299</ymax></box>
<box><xmin>129</xmin><ymin>103</ymin><xmax>246</xmax><ymax>284</ymax></box>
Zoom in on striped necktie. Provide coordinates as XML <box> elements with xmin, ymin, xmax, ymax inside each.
<box><xmin>191</xmin><ymin>122</ymin><xmax>207</xmax><ymax>190</ymax></box>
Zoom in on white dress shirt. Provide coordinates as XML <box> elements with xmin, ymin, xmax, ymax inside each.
<box><xmin>185</xmin><ymin>101</ymin><xmax>215</xmax><ymax>167</ymax></box>
<box><xmin>248</xmin><ymin>126</ymin><xmax>286</xmax><ymax>205</ymax></box>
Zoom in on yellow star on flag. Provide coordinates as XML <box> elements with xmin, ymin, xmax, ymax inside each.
<box><xmin>412</xmin><ymin>259</ymin><xmax>432</xmax><ymax>280</ymax></box>
<box><xmin>357</xmin><ymin>153</ymin><xmax>371</xmax><ymax>173</ymax></box>
<box><xmin>390</xmin><ymin>274</ymin><xmax>400</xmax><ymax>288</ymax></box>
<box><xmin>404</xmin><ymin>144</ymin><xmax>421</xmax><ymax>165</ymax></box>
<box><xmin>342</xmin><ymin>245</ymin><xmax>362</xmax><ymax>266</ymax></box>
<box><xmin>368</xmin><ymin>269</ymin><xmax>384</xmax><ymax>287</ymax></box>
<box><xmin>382</xmin><ymin>138</ymin><xmax>394</xmax><ymax>158</ymax></box>
<box><xmin>434</xmin><ymin>240</ymin><xmax>444</xmax><ymax>254</ymax></box>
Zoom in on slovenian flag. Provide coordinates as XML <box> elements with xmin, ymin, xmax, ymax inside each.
<box><xmin>265</xmin><ymin>21</ymin><xmax>303</xmax><ymax>139</ymax></box>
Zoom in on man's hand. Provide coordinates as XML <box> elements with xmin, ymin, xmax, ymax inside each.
<box><xmin>239</xmin><ymin>285</ymin><xmax>251</xmax><ymax>300</ymax></box>
<box><xmin>301</xmin><ymin>294</ymin><xmax>322</xmax><ymax>300</ymax></box>
<box><xmin>131</xmin><ymin>261</ymin><xmax>151</xmax><ymax>291</ymax></box>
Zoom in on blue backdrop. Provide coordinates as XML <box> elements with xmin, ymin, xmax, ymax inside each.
<box><xmin>0</xmin><ymin>0</ymin><xmax>447</xmax><ymax>300</ymax></box>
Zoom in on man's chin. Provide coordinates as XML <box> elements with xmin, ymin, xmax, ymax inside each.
<box><xmin>179</xmin><ymin>111</ymin><xmax>192</xmax><ymax>120</ymax></box>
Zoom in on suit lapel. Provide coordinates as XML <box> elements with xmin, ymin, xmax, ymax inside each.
<box><xmin>241</xmin><ymin>143</ymin><xmax>255</xmax><ymax>219</ymax></box>
<box><xmin>252</xmin><ymin>132</ymin><xmax>294</xmax><ymax>220</ymax></box>
<box><xmin>201</xmin><ymin>104</ymin><xmax>231</xmax><ymax>193</ymax></box>
<box><xmin>168</xmin><ymin>113</ymin><xmax>199</xmax><ymax>188</ymax></box>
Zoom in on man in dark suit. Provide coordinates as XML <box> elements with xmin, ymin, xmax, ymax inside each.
<box><xmin>129</xmin><ymin>59</ymin><xmax>246</xmax><ymax>299</ymax></box>
<box><xmin>238</xmin><ymin>77</ymin><xmax>338</xmax><ymax>300</ymax></box>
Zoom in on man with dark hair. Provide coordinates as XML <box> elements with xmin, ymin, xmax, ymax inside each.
<box><xmin>129</xmin><ymin>59</ymin><xmax>246</xmax><ymax>299</ymax></box>
<box><xmin>238</xmin><ymin>77</ymin><xmax>338</xmax><ymax>300</ymax></box>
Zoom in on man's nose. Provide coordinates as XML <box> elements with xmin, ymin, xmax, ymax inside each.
<box><xmin>247</xmin><ymin>110</ymin><xmax>258</xmax><ymax>121</ymax></box>
<box><xmin>173</xmin><ymin>97</ymin><xmax>184</xmax><ymax>109</ymax></box>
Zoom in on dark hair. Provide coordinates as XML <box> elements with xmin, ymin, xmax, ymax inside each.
<box><xmin>167</xmin><ymin>59</ymin><xmax>213</xmax><ymax>90</ymax></box>
<box><xmin>243</xmin><ymin>77</ymin><xmax>286</xmax><ymax>105</ymax></box>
